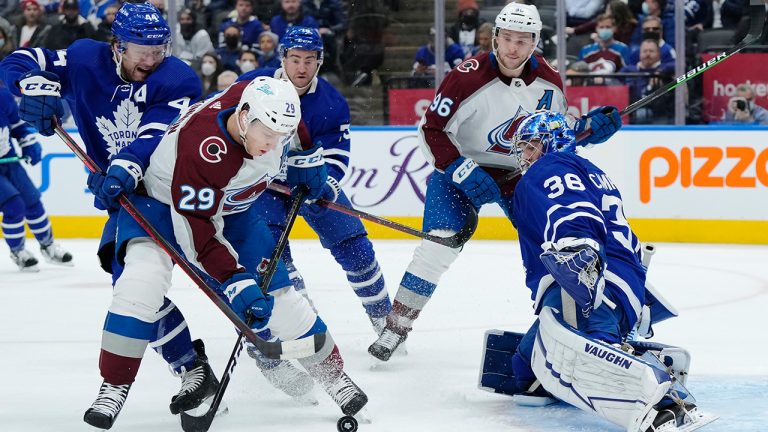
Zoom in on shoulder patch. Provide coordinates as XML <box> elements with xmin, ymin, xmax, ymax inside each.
<box><xmin>456</xmin><ymin>59</ymin><xmax>480</xmax><ymax>73</ymax></box>
<box><xmin>199</xmin><ymin>136</ymin><xmax>228</xmax><ymax>163</ymax></box>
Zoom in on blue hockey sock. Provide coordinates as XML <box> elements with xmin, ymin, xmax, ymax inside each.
<box><xmin>24</xmin><ymin>201</ymin><xmax>52</xmax><ymax>246</ymax></box>
<box><xmin>150</xmin><ymin>298</ymin><xmax>196</xmax><ymax>373</ymax></box>
<box><xmin>331</xmin><ymin>236</ymin><xmax>391</xmax><ymax>318</ymax></box>
<box><xmin>1</xmin><ymin>196</ymin><xmax>26</xmax><ymax>252</ymax></box>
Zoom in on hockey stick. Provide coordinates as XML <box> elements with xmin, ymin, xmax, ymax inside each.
<box><xmin>0</xmin><ymin>155</ymin><xmax>30</xmax><ymax>164</ymax></box>
<box><xmin>52</xmin><ymin>124</ymin><xmax>325</xmax><ymax>360</ymax></box>
<box><xmin>577</xmin><ymin>0</ymin><xmax>766</xmax><ymax>141</ymax></box>
<box><xmin>180</xmin><ymin>187</ymin><xmax>309</xmax><ymax>432</ymax></box>
<box><xmin>266</xmin><ymin>182</ymin><xmax>478</xmax><ymax>248</ymax></box>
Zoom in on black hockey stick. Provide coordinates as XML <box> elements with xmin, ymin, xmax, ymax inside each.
<box><xmin>0</xmin><ymin>155</ymin><xmax>30</xmax><ymax>164</ymax></box>
<box><xmin>52</xmin><ymin>124</ymin><xmax>325</xmax><ymax>360</ymax></box>
<box><xmin>180</xmin><ymin>187</ymin><xmax>309</xmax><ymax>432</ymax></box>
<box><xmin>577</xmin><ymin>0</ymin><xmax>766</xmax><ymax>141</ymax></box>
<box><xmin>267</xmin><ymin>182</ymin><xmax>478</xmax><ymax>248</ymax></box>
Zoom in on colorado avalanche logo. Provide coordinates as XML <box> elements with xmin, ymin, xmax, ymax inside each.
<box><xmin>199</xmin><ymin>137</ymin><xmax>228</xmax><ymax>163</ymax></box>
<box><xmin>95</xmin><ymin>99</ymin><xmax>141</xmax><ymax>156</ymax></box>
<box><xmin>222</xmin><ymin>176</ymin><xmax>268</xmax><ymax>212</ymax></box>
<box><xmin>486</xmin><ymin>106</ymin><xmax>529</xmax><ymax>155</ymax></box>
<box><xmin>457</xmin><ymin>59</ymin><xmax>480</xmax><ymax>73</ymax></box>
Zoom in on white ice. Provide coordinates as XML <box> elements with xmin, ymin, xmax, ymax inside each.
<box><xmin>1</xmin><ymin>239</ymin><xmax>767</xmax><ymax>432</ymax></box>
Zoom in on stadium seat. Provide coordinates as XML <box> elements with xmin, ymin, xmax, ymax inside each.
<box><xmin>697</xmin><ymin>28</ymin><xmax>735</xmax><ymax>53</ymax></box>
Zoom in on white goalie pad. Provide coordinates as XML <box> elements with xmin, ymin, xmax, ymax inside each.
<box><xmin>531</xmin><ymin>307</ymin><xmax>673</xmax><ymax>431</ymax></box>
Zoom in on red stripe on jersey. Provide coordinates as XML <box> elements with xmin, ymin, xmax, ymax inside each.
<box><xmin>296</xmin><ymin>120</ymin><xmax>313</xmax><ymax>150</ymax></box>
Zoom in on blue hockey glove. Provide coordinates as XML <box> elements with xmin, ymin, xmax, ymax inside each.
<box><xmin>539</xmin><ymin>238</ymin><xmax>606</xmax><ymax>318</ymax></box>
<box><xmin>300</xmin><ymin>177</ymin><xmax>341</xmax><ymax>219</ymax></box>
<box><xmin>101</xmin><ymin>152</ymin><xmax>144</xmax><ymax>208</ymax></box>
<box><xmin>574</xmin><ymin>106</ymin><xmax>622</xmax><ymax>146</ymax></box>
<box><xmin>222</xmin><ymin>272</ymin><xmax>275</xmax><ymax>328</ymax></box>
<box><xmin>86</xmin><ymin>171</ymin><xmax>116</xmax><ymax>211</ymax></box>
<box><xmin>286</xmin><ymin>145</ymin><xmax>327</xmax><ymax>200</ymax></box>
<box><xmin>18</xmin><ymin>71</ymin><xmax>64</xmax><ymax>136</ymax></box>
<box><xmin>17</xmin><ymin>134</ymin><xmax>41</xmax><ymax>165</ymax></box>
<box><xmin>445</xmin><ymin>156</ymin><xmax>500</xmax><ymax>207</ymax></box>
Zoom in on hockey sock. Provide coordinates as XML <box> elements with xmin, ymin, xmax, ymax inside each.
<box><xmin>100</xmin><ymin>311</ymin><xmax>152</xmax><ymax>384</ymax></box>
<box><xmin>1</xmin><ymin>195</ymin><xmax>26</xmax><ymax>252</ymax></box>
<box><xmin>24</xmin><ymin>201</ymin><xmax>52</xmax><ymax>246</ymax></box>
<box><xmin>300</xmin><ymin>344</ymin><xmax>344</xmax><ymax>385</ymax></box>
<box><xmin>331</xmin><ymin>236</ymin><xmax>390</xmax><ymax>318</ymax></box>
<box><xmin>149</xmin><ymin>298</ymin><xmax>196</xmax><ymax>373</ymax></box>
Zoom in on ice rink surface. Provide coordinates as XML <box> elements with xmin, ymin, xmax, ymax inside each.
<box><xmin>1</xmin><ymin>239</ymin><xmax>767</xmax><ymax>432</ymax></box>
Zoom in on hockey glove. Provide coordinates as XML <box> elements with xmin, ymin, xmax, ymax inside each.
<box><xmin>574</xmin><ymin>106</ymin><xmax>622</xmax><ymax>146</ymax></box>
<box><xmin>286</xmin><ymin>145</ymin><xmax>327</xmax><ymax>200</ymax></box>
<box><xmin>445</xmin><ymin>156</ymin><xmax>500</xmax><ymax>208</ymax></box>
<box><xmin>86</xmin><ymin>171</ymin><xmax>115</xmax><ymax>211</ymax></box>
<box><xmin>18</xmin><ymin>71</ymin><xmax>64</xmax><ymax>136</ymax></box>
<box><xmin>101</xmin><ymin>152</ymin><xmax>144</xmax><ymax>208</ymax></box>
<box><xmin>540</xmin><ymin>238</ymin><xmax>606</xmax><ymax>319</ymax></box>
<box><xmin>222</xmin><ymin>272</ymin><xmax>275</xmax><ymax>328</ymax></box>
<box><xmin>17</xmin><ymin>134</ymin><xmax>41</xmax><ymax>165</ymax></box>
<box><xmin>300</xmin><ymin>177</ymin><xmax>341</xmax><ymax>219</ymax></box>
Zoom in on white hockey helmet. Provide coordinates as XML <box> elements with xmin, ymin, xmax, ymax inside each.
<box><xmin>494</xmin><ymin>3</ymin><xmax>543</xmax><ymax>37</ymax></box>
<box><xmin>236</xmin><ymin>76</ymin><xmax>301</xmax><ymax>138</ymax></box>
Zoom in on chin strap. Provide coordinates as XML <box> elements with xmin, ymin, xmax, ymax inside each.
<box><xmin>112</xmin><ymin>45</ymin><xmax>130</xmax><ymax>84</ymax></box>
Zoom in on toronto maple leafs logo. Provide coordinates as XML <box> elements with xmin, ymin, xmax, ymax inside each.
<box><xmin>95</xmin><ymin>99</ymin><xmax>142</xmax><ymax>156</ymax></box>
<box><xmin>486</xmin><ymin>106</ymin><xmax>529</xmax><ymax>155</ymax></box>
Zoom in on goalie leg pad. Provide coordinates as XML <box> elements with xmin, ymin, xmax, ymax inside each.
<box><xmin>532</xmin><ymin>307</ymin><xmax>672</xmax><ymax>431</ymax></box>
<box><xmin>479</xmin><ymin>330</ymin><xmax>525</xmax><ymax>395</ymax></box>
<box><xmin>629</xmin><ymin>340</ymin><xmax>691</xmax><ymax>387</ymax></box>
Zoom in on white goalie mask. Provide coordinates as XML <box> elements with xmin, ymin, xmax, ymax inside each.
<box><xmin>235</xmin><ymin>77</ymin><xmax>301</xmax><ymax>145</ymax></box>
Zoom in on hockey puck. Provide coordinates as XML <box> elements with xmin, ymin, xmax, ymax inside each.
<box><xmin>337</xmin><ymin>415</ymin><xmax>358</xmax><ymax>432</ymax></box>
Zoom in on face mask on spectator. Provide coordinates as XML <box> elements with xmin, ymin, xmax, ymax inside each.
<box><xmin>180</xmin><ymin>23</ymin><xmax>196</xmax><ymax>39</ymax></box>
<box><xmin>597</xmin><ymin>28</ymin><xmax>613</xmax><ymax>40</ymax></box>
<box><xmin>641</xmin><ymin>2</ymin><xmax>650</xmax><ymax>14</ymax></box>
<box><xmin>225</xmin><ymin>35</ymin><xmax>240</xmax><ymax>49</ymax></box>
<box><xmin>642</xmin><ymin>30</ymin><xmax>661</xmax><ymax>41</ymax></box>
<box><xmin>0</xmin><ymin>39</ymin><xmax>5</xmax><ymax>49</ymax></box>
<box><xmin>201</xmin><ymin>62</ymin><xmax>216</xmax><ymax>76</ymax></box>
<box><xmin>240</xmin><ymin>60</ymin><xmax>256</xmax><ymax>73</ymax></box>
<box><xmin>461</xmin><ymin>12</ymin><xmax>478</xmax><ymax>27</ymax></box>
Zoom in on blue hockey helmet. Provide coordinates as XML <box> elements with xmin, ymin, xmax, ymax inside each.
<box><xmin>512</xmin><ymin>110</ymin><xmax>575</xmax><ymax>172</ymax></box>
<box><xmin>279</xmin><ymin>26</ymin><xmax>324</xmax><ymax>62</ymax></box>
<box><xmin>112</xmin><ymin>2</ymin><xmax>172</xmax><ymax>47</ymax></box>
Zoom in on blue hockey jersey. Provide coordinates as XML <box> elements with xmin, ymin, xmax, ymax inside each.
<box><xmin>238</xmin><ymin>67</ymin><xmax>351</xmax><ymax>183</ymax></box>
<box><xmin>0</xmin><ymin>39</ymin><xmax>201</xmax><ymax>172</ymax></box>
<box><xmin>0</xmin><ymin>85</ymin><xmax>36</xmax><ymax>159</ymax></box>
<box><xmin>512</xmin><ymin>152</ymin><xmax>646</xmax><ymax>326</ymax></box>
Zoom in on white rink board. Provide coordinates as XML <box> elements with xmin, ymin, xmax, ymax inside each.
<box><xmin>29</xmin><ymin>126</ymin><xmax>768</xmax><ymax>220</ymax></box>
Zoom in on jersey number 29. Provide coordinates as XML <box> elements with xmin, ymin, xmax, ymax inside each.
<box><xmin>178</xmin><ymin>186</ymin><xmax>215</xmax><ymax>211</ymax></box>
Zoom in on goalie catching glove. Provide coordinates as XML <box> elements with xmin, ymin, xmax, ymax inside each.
<box><xmin>539</xmin><ymin>237</ymin><xmax>605</xmax><ymax>318</ymax></box>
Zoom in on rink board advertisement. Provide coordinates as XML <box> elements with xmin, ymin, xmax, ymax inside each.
<box><xmin>11</xmin><ymin>126</ymin><xmax>768</xmax><ymax>244</ymax></box>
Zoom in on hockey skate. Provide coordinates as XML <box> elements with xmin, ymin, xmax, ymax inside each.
<box><xmin>83</xmin><ymin>382</ymin><xmax>131</xmax><ymax>430</ymax></box>
<box><xmin>10</xmin><ymin>248</ymin><xmax>39</xmax><ymax>272</ymax></box>
<box><xmin>646</xmin><ymin>402</ymin><xmax>719</xmax><ymax>432</ymax></box>
<box><xmin>370</xmin><ymin>316</ymin><xmax>407</xmax><ymax>357</ymax></box>
<box><xmin>321</xmin><ymin>371</ymin><xmax>369</xmax><ymax>417</ymax></box>
<box><xmin>247</xmin><ymin>344</ymin><xmax>316</xmax><ymax>403</ymax></box>
<box><xmin>368</xmin><ymin>327</ymin><xmax>407</xmax><ymax>362</ymax></box>
<box><xmin>40</xmin><ymin>242</ymin><xmax>73</xmax><ymax>266</ymax></box>
<box><xmin>170</xmin><ymin>339</ymin><xmax>219</xmax><ymax>415</ymax></box>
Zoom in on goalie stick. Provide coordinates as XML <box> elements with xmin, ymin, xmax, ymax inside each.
<box><xmin>52</xmin><ymin>124</ymin><xmax>325</xmax><ymax>360</ymax></box>
<box><xmin>267</xmin><ymin>182</ymin><xmax>478</xmax><ymax>248</ymax></box>
<box><xmin>180</xmin><ymin>187</ymin><xmax>309</xmax><ymax>432</ymax></box>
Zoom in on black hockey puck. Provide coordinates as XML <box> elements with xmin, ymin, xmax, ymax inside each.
<box><xmin>337</xmin><ymin>415</ymin><xmax>358</xmax><ymax>432</ymax></box>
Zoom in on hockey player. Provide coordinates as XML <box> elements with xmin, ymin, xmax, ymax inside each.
<box><xmin>238</xmin><ymin>26</ymin><xmax>393</xmax><ymax>390</ymax></box>
<box><xmin>0</xmin><ymin>3</ymin><xmax>218</xmax><ymax>429</ymax></box>
<box><xmin>0</xmin><ymin>85</ymin><xmax>72</xmax><ymax>271</ymax></box>
<box><xmin>131</xmin><ymin>76</ymin><xmax>368</xmax><ymax>418</ymax></box>
<box><xmin>369</xmin><ymin>2</ymin><xmax>623</xmax><ymax>361</ymax></box>
<box><xmin>480</xmin><ymin>110</ymin><xmax>706</xmax><ymax>431</ymax></box>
